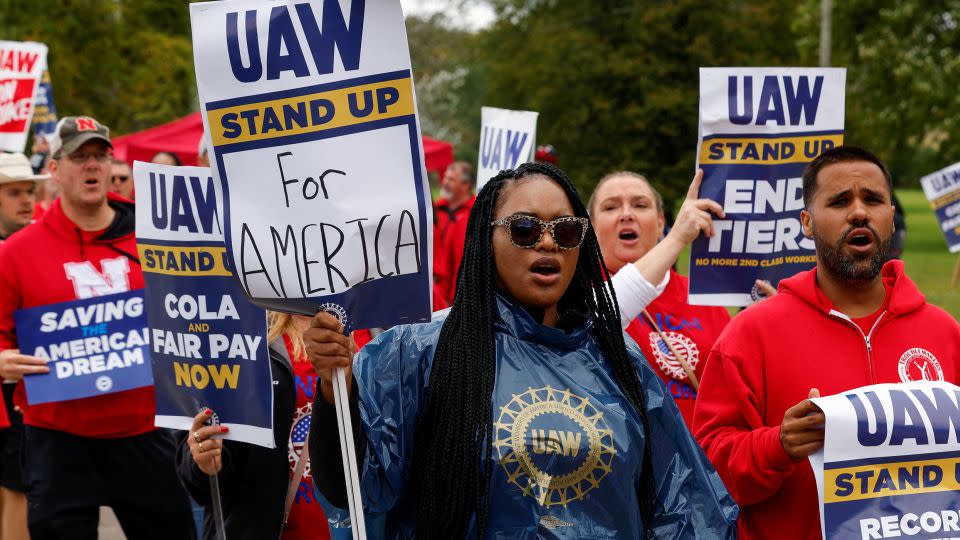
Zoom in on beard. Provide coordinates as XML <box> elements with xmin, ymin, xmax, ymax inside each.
<box><xmin>814</xmin><ymin>224</ymin><xmax>892</xmax><ymax>283</ymax></box>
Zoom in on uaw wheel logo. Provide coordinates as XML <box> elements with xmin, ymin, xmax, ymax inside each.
<box><xmin>318</xmin><ymin>303</ymin><xmax>348</xmax><ymax>328</ymax></box>
<box><xmin>288</xmin><ymin>403</ymin><xmax>312</xmax><ymax>478</ymax></box>
<box><xmin>95</xmin><ymin>376</ymin><xmax>113</xmax><ymax>392</ymax></box>
<box><xmin>648</xmin><ymin>331</ymin><xmax>699</xmax><ymax>381</ymax></box>
<box><xmin>197</xmin><ymin>406</ymin><xmax>220</xmax><ymax>426</ymax></box>
<box><xmin>749</xmin><ymin>282</ymin><xmax>762</xmax><ymax>303</ymax></box>
<box><xmin>898</xmin><ymin>348</ymin><xmax>944</xmax><ymax>383</ymax></box>
<box><xmin>493</xmin><ymin>386</ymin><xmax>614</xmax><ymax>507</ymax></box>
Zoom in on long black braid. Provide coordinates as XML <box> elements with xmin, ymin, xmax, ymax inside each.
<box><xmin>411</xmin><ymin>162</ymin><xmax>657</xmax><ymax>538</ymax></box>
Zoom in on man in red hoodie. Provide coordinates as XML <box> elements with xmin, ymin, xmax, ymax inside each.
<box><xmin>0</xmin><ymin>117</ymin><xmax>194</xmax><ymax>539</ymax></box>
<box><xmin>693</xmin><ymin>145</ymin><xmax>960</xmax><ymax>540</ymax></box>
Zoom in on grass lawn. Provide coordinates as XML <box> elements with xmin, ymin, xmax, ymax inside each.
<box><xmin>898</xmin><ymin>189</ymin><xmax>959</xmax><ymax>318</ymax></box>
<box><xmin>674</xmin><ymin>189</ymin><xmax>958</xmax><ymax>318</ymax></box>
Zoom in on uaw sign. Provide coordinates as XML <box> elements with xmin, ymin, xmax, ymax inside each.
<box><xmin>14</xmin><ymin>291</ymin><xmax>153</xmax><ymax>405</ymax></box>
<box><xmin>0</xmin><ymin>41</ymin><xmax>47</xmax><ymax>152</ymax></box>
<box><xmin>920</xmin><ymin>162</ymin><xmax>960</xmax><ymax>254</ymax></box>
<box><xmin>809</xmin><ymin>381</ymin><xmax>960</xmax><ymax>540</ymax></box>
<box><xmin>190</xmin><ymin>0</ymin><xmax>433</xmax><ymax>331</ymax></box>
<box><xmin>135</xmin><ymin>162</ymin><xmax>274</xmax><ymax>448</ymax></box>
<box><xmin>690</xmin><ymin>67</ymin><xmax>846</xmax><ymax>306</ymax></box>
<box><xmin>477</xmin><ymin>106</ymin><xmax>538</xmax><ymax>190</ymax></box>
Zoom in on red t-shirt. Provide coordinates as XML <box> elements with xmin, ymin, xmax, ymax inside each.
<box><xmin>625</xmin><ymin>270</ymin><xmax>730</xmax><ymax>427</ymax></box>
<box><xmin>281</xmin><ymin>331</ymin><xmax>371</xmax><ymax>539</ymax></box>
<box><xmin>814</xmin><ymin>279</ymin><xmax>893</xmax><ymax>336</ymax></box>
<box><xmin>282</xmin><ymin>336</ymin><xmax>331</xmax><ymax>540</ymax></box>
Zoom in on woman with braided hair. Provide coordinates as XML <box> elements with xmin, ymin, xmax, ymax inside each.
<box><xmin>306</xmin><ymin>162</ymin><xmax>737</xmax><ymax>539</ymax></box>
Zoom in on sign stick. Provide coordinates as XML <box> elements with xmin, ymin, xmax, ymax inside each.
<box><xmin>642</xmin><ymin>309</ymin><xmax>699</xmax><ymax>390</ymax></box>
<box><xmin>209</xmin><ymin>473</ymin><xmax>227</xmax><ymax>540</ymax></box>
<box><xmin>332</xmin><ymin>366</ymin><xmax>367</xmax><ymax>539</ymax></box>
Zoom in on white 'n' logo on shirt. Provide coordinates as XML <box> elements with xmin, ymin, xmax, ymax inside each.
<box><xmin>63</xmin><ymin>257</ymin><xmax>131</xmax><ymax>299</ymax></box>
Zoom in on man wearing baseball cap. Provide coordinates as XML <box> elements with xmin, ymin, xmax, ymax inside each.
<box><xmin>0</xmin><ymin>117</ymin><xmax>195</xmax><ymax>538</ymax></box>
<box><xmin>0</xmin><ymin>154</ymin><xmax>45</xmax><ymax>242</ymax></box>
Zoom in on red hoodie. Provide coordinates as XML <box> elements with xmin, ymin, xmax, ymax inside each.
<box><xmin>0</xmin><ymin>194</ymin><xmax>155</xmax><ymax>438</ymax></box>
<box><xmin>625</xmin><ymin>269</ymin><xmax>730</xmax><ymax>426</ymax></box>
<box><xmin>693</xmin><ymin>260</ymin><xmax>960</xmax><ymax>540</ymax></box>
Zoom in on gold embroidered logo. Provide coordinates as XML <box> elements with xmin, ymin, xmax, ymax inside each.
<box><xmin>494</xmin><ymin>386</ymin><xmax>615</xmax><ymax>507</ymax></box>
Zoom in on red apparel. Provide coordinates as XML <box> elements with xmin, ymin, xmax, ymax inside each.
<box><xmin>693</xmin><ymin>260</ymin><xmax>960</xmax><ymax>540</ymax></box>
<box><xmin>624</xmin><ymin>270</ymin><xmax>730</xmax><ymax>426</ymax></box>
<box><xmin>282</xmin><ymin>330</ymin><xmax>371</xmax><ymax>539</ymax></box>
<box><xmin>0</xmin><ymin>194</ymin><xmax>155</xmax><ymax>438</ymax></box>
<box><xmin>433</xmin><ymin>195</ymin><xmax>475</xmax><ymax>305</ymax></box>
<box><xmin>281</xmin><ymin>336</ymin><xmax>331</xmax><ymax>540</ymax></box>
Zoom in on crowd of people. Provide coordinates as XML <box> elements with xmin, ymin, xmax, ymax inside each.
<box><xmin>0</xmin><ymin>112</ymin><xmax>954</xmax><ymax>539</ymax></box>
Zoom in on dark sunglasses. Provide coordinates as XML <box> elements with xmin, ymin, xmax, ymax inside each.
<box><xmin>112</xmin><ymin>175</ymin><xmax>129</xmax><ymax>183</ymax></box>
<box><xmin>490</xmin><ymin>215</ymin><xmax>589</xmax><ymax>250</ymax></box>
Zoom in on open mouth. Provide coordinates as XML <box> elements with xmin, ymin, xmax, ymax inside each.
<box><xmin>84</xmin><ymin>178</ymin><xmax>99</xmax><ymax>186</ymax></box>
<box><xmin>846</xmin><ymin>228</ymin><xmax>875</xmax><ymax>248</ymax></box>
<box><xmin>530</xmin><ymin>257</ymin><xmax>561</xmax><ymax>277</ymax></box>
<box><xmin>618</xmin><ymin>230</ymin><xmax>638</xmax><ymax>241</ymax></box>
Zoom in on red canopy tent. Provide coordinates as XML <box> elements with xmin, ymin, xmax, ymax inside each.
<box><xmin>111</xmin><ymin>112</ymin><xmax>455</xmax><ymax>174</ymax></box>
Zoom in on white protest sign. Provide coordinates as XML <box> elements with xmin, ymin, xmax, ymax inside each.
<box><xmin>0</xmin><ymin>41</ymin><xmax>47</xmax><ymax>152</ymax></box>
<box><xmin>190</xmin><ymin>0</ymin><xmax>432</xmax><ymax>331</ymax></box>
<box><xmin>809</xmin><ymin>381</ymin><xmax>960</xmax><ymax>540</ymax></box>
<box><xmin>691</xmin><ymin>67</ymin><xmax>846</xmax><ymax>306</ymax></box>
<box><xmin>477</xmin><ymin>106</ymin><xmax>538</xmax><ymax>190</ymax></box>
<box><xmin>920</xmin><ymin>162</ymin><xmax>960</xmax><ymax>254</ymax></box>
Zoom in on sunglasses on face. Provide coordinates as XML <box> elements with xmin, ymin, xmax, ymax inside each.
<box><xmin>490</xmin><ymin>215</ymin><xmax>589</xmax><ymax>250</ymax></box>
<box><xmin>112</xmin><ymin>175</ymin><xmax>129</xmax><ymax>183</ymax></box>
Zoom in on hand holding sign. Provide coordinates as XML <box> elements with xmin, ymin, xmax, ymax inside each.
<box><xmin>780</xmin><ymin>388</ymin><xmax>825</xmax><ymax>461</ymax></box>
<box><xmin>0</xmin><ymin>348</ymin><xmax>49</xmax><ymax>380</ymax></box>
<box><xmin>667</xmin><ymin>169</ymin><xmax>726</xmax><ymax>244</ymax></box>
<box><xmin>188</xmin><ymin>408</ymin><xmax>229</xmax><ymax>476</ymax></box>
<box><xmin>623</xmin><ymin>169</ymin><xmax>725</xmax><ymax>291</ymax></box>
<box><xmin>304</xmin><ymin>311</ymin><xmax>355</xmax><ymax>406</ymax></box>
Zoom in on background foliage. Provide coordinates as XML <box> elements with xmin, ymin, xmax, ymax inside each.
<box><xmin>3</xmin><ymin>1</ymin><xmax>958</xmax><ymax>198</ymax></box>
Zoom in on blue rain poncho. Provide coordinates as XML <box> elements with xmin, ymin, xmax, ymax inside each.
<box><xmin>335</xmin><ymin>294</ymin><xmax>737</xmax><ymax>539</ymax></box>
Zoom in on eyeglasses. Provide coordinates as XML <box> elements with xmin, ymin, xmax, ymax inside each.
<box><xmin>66</xmin><ymin>152</ymin><xmax>111</xmax><ymax>164</ymax></box>
<box><xmin>490</xmin><ymin>215</ymin><xmax>589</xmax><ymax>250</ymax></box>
<box><xmin>112</xmin><ymin>175</ymin><xmax>129</xmax><ymax>183</ymax></box>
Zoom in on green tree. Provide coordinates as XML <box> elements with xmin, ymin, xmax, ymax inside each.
<box><xmin>1</xmin><ymin>0</ymin><xmax>196</xmax><ymax>136</ymax></box>
<box><xmin>479</xmin><ymin>0</ymin><xmax>804</xmax><ymax>204</ymax></box>
<box><xmin>795</xmin><ymin>1</ymin><xmax>960</xmax><ymax>185</ymax></box>
<box><xmin>406</xmin><ymin>13</ymin><xmax>485</xmax><ymax>166</ymax></box>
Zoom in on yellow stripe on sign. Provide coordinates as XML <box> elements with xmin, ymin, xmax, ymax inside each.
<box><xmin>138</xmin><ymin>244</ymin><xmax>231</xmax><ymax>277</ymax></box>
<box><xmin>930</xmin><ymin>190</ymin><xmax>960</xmax><ymax>210</ymax></box>
<box><xmin>207</xmin><ymin>77</ymin><xmax>415</xmax><ymax>146</ymax></box>
<box><xmin>699</xmin><ymin>133</ymin><xmax>844</xmax><ymax>165</ymax></box>
<box><xmin>824</xmin><ymin>456</ymin><xmax>960</xmax><ymax>503</ymax></box>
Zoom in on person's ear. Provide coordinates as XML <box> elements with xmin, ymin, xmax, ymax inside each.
<box><xmin>800</xmin><ymin>209</ymin><xmax>813</xmax><ymax>238</ymax></box>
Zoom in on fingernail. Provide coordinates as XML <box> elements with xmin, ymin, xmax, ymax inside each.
<box><xmin>220</xmin><ymin>426</ymin><xmax>229</xmax><ymax>433</ymax></box>
<box><xmin>204</xmin><ymin>409</ymin><xmax>213</xmax><ymax>416</ymax></box>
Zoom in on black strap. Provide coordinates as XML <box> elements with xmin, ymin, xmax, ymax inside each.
<box><xmin>107</xmin><ymin>244</ymin><xmax>141</xmax><ymax>265</ymax></box>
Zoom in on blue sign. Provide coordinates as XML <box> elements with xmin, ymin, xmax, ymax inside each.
<box><xmin>32</xmin><ymin>69</ymin><xmax>57</xmax><ymax>138</ymax></box>
<box><xmin>135</xmin><ymin>162</ymin><xmax>274</xmax><ymax>448</ymax></box>
<box><xmin>15</xmin><ymin>290</ymin><xmax>153</xmax><ymax>405</ymax></box>
<box><xmin>690</xmin><ymin>68</ymin><xmax>847</xmax><ymax>306</ymax></box>
<box><xmin>920</xmin><ymin>163</ymin><xmax>960</xmax><ymax>254</ymax></box>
